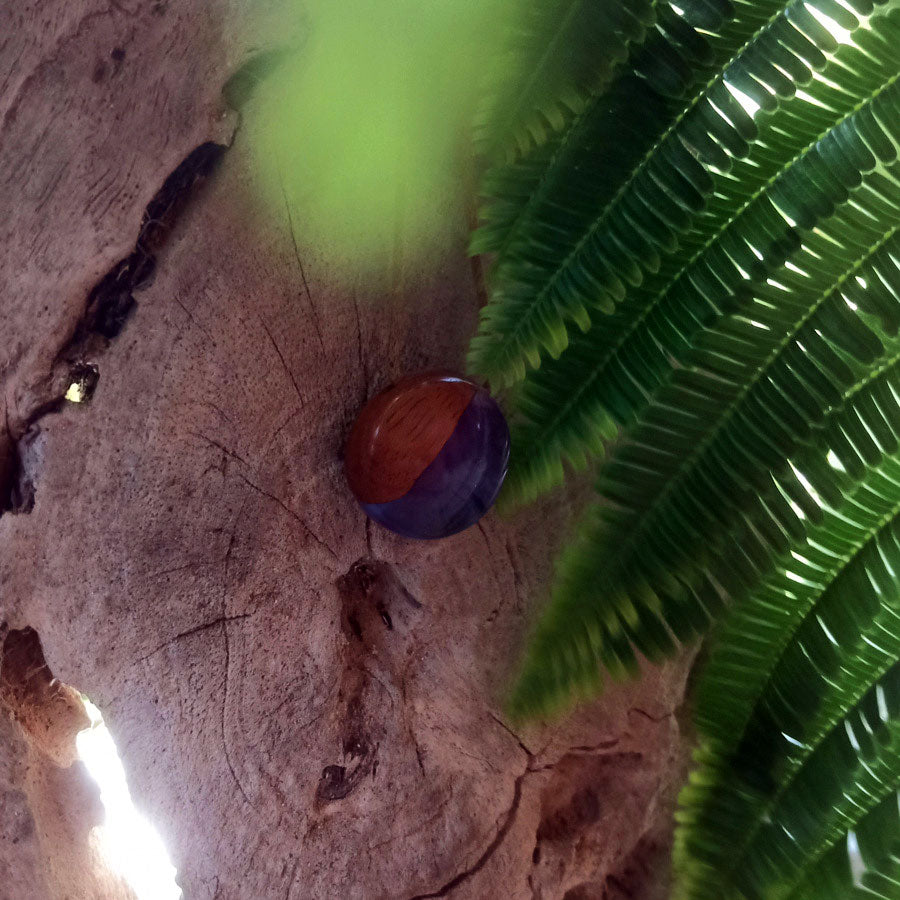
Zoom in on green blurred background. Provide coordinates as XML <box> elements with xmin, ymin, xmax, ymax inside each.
<box><xmin>251</xmin><ymin>0</ymin><xmax>518</xmax><ymax>275</ymax></box>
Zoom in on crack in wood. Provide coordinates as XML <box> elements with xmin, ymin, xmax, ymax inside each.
<box><xmin>364</xmin><ymin>517</ymin><xmax>374</xmax><ymax>557</ymax></box>
<box><xmin>283</xmin><ymin>856</ymin><xmax>300</xmax><ymax>900</ymax></box>
<box><xmin>628</xmin><ymin>707</ymin><xmax>675</xmax><ymax>724</ymax></box>
<box><xmin>279</xmin><ymin>178</ymin><xmax>325</xmax><ymax>355</ymax></box>
<box><xmin>172</xmin><ymin>295</ymin><xmax>217</xmax><ymax>346</ymax></box>
<box><xmin>259</xmin><ymin>317</ymin><xmax>307</xmax><ymax>411</ymax></box>
<box><xmin>367</xmin><ymin>793</ymin><xmax>453</xmax><ymax>856</ymax></box>
<box><xmin>488</xmin><ymin>711</ymin><xmax>535</xmax><ymax>759</ymax></box>
<box><xmin>216</xmin><ymin>520</ymin><xmax>255</xmax><ymax>810</ymax></box>
<box><xmin>504</xmin><ymin>536</ymin><xmax>525</xmax><ymax>613</ymax></box>
<box><xmin>135</xmin><ymin>613</ymin><xmax>252</xmax><ymax>663</ymax></box>
<box><xmin>407</xmin><ymin>762</ymin><xmax>529</xmax><ymax>899</ymax></box>
<box><xmin>528</xmin><ymin>739</ymin><xmax>628</xmax><ymax>777</ymax></box>
<box><xmin>221</xmin><ymin>614</ymin><xmax>254</xmax><ymax>810</ymax></box>
<box><xmin>413</xmin><ymin>741</ymin><xmax>426</xmax><ymax>776</ymax></box>
<box><xmin>351</xmin><ymin>289</ymin><xmax>370</xmax><ymax>408</ymax></box>
<box><xmin>567</xmin><ymin>737</ymin><xmax>622</xmax><ymax>754</ymax></box>
<box><xmin>188</xmin><ymin>431</ymin><xmax>249</xmax><ymax>467</ymax></box>
<box><xmin>236</xmin><ymin>472</ymin><xmax>337</xmax><ymax>560</ymax></box>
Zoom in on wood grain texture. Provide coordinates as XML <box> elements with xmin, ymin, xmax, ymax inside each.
<box><xmin>345</xmin><ymin>373</ymin><xmax>476</xmax><ymax>504</ymax></box>
<box><xmin>0</xmin><ymin>2</ymin><xmax>694</xmax><ymax>897</ymax></box>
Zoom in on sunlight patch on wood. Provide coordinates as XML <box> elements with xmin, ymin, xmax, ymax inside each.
<box><xmin>77</xmin><ymin>698</ymin><xmax>181</xmax><ymax>900</ymax></box>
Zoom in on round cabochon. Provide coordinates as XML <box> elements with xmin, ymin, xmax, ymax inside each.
<box><xmin>344</xmin><ymin>372</ymin><xmax>510</xmax><ymax>539</ymax></box>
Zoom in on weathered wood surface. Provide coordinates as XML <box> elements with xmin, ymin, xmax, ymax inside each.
<box><xmin>0</xmin><ymin>3</ymin><xmax>693</xmax><ymax>898</ymax></box>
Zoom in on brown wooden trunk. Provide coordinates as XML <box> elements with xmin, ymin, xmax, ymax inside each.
<box><xmin>1</xmin><ymin>4</ymin><xmax>692</xmax><ymax>898</ymax></box>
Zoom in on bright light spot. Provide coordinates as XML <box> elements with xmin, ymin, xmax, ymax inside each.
<box><xmin>766</xmin><ymin>278</ymin><xmax>790</xmax><ymax>291</ymax></box>
<box><xmin>795</xmin><ymin>88</ymin><xmax>828</xmax><ymax>109</ymax></box>
<box><xmin>889</xmin><ymin>381</ymin><xmax>900</xmax><ymax>410</ymax></box>
<box><xmin>790</xmin><ymin>462</ymin><xmax>824</xmax><ymax>507</ymax></box>
<box><xmin>784</xmin><ymin>565</ymin><xmax>817</xmax><ymax>584</ymax></box>
<box><xmin>876</xmin><ymin>684</ymin><xmax>889</xmax><ymax>722</ymax></box>
<box><xmin>781</xmin><ymin>731</ymin><xmax>807</xmax><ymax>749</ymax></box>
<box><xmin>65</xmin><ymin>382</ymin><xmax>87</xmax><ymax>403</ymax></box>
<box><xmin>805</xmin><ymin>2</ymin><xmax>855</xmax><ymax>45</ymax></box>
<box><xmin>813</xmin><ymin>226</ymin><xmax>843</xmax><ymax>248</ymax></box>
<box><xmin>856</xmin><ymin>275</ymin><xmax>868</xmax><ymax>289</ymax></box>
<box><xmin>847</xmin><ymin>831</ymin><xmax>865</xmax><ymax>886</ymax></box>
<box><xmin>775</xmin><ymin>204</ymin><xmax>798</xmax><ymax>228</ymax></box>
<box><xmin>817</xmin><ymin>614</ymin><xmax>840</xmax><ymax>646</ymax></box>
<box><xmin>724</xmin><ymin>79</ymin><xmax>761</xmax><ymax>118</ymax></box>
<box><xmin>77</xmin><ymin>699</ymin><xmax>181</xmax><ymax>900</ymax></box>
<box><xmin>810</xmin><ymin>69</ymin><xmax>846</xmax><ymax>92</ymax></box>
<box><xmin>784</xmin><ymin>260</ymin><xmax>806</xmax><ymax>275</ymax></box>
<box><xmin>750</xmin><ymin>320</ymin><xmax>769</xmax><ymax>330</ymax></box>
<box><xmin>844</xmin><ymin>295</ymin><xmax>859</xmax><ymax>311</ymax></box>
<box><xmin>845</xmin><ymin>719</ymin><xmax>862</xmax><ymax>752</ymax></box>
<box><xmin>827</xmin><ymin>449</ymin><xmax>846</xmax><ymax>472</ymax></box>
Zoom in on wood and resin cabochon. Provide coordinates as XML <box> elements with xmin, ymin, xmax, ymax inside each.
<box><xmin>345</xmin><ymin>372</ymin><xmax>510</xmax><ymax>539</ymax></box>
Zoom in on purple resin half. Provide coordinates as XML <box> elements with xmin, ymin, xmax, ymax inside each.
<box><xmin>360</xmin><ymin>389</ymin><xmax>510</xmax><ymax>539</ymax></box>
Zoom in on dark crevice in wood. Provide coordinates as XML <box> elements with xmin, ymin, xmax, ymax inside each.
<box><xmin>0</xmin><ymin>49</ymin><xmax>295</xmax><ymax>518</ymax></box>
<box><xmin>67</xmin><ymin>140</ymin><xmax>227</xmax><ymax>352</ymax></box>
<box><xmin>489</xmin><ymin>711</ymin><xmax>534</xmax><ymax>759</ymax></box>
<box><xmin>1</xmin><ymin>139</ymin><xmax>228</xmax><ymax>518</ymax></box>
<box><xmin>628</xmin><ymin>706</ymin><xmax>675</xmax><ymax>724</ymax></box>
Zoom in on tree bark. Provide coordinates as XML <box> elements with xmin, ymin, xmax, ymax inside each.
<box><xmin>1</xmin><ymin>3</ymin><xmax>693</xmax><ymax>898</ymax></box>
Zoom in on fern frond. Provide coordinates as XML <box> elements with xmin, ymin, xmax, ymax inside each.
<box><xmin>850</xmin><ymin>855</ymin><xmax>900</xmax><ymax>900</ymax></box>
<box><xmin>668</xmin><ymin>362</ymin><xmax>900</xmax><ymax>899</ymax></box>
<box><xmin>678</xmin><ymin>667</ymin><xmax>900</xmax><ymax>898</ymax></box>
<box><xmin>756</xmin><ymin>788</ymin><xmax>900</xmax><ymax>899</ymax></box>
<box><xmin>507</xmin><ymin>203</ymin><xmax>900</xmax><ymax>690</ymax></box>
<box><xmin>509</xmin><ymin>325</ymin><xmax>900</xmax><ymax>718</ymax></box>
<box><xmin>503</xmin><ymin>10</ymin><xmax>900</xmax><ymax>502</ymax></box>
<box><xmin>784</xmin><ymin>792</ymin><xmax>900</xmax><ymax>899</ymax></box>
<box><xmin>742</xmin><ymin>679</ymin><xmax>900</xmax><ymax>898</ymax></box>
<box><xmin>675</xmin><ymin>533</ymin><xmax>900</xmax><ymax>898</ymax></box>
<box><xmin>474</xmin><ymin>0</ymin><xmax>658</xmax><ymax>164</ymax></box>
<box><xmin>470</xmin><ymin>0</ymin><xmax>893</xmax><ymax>388</ymax></box>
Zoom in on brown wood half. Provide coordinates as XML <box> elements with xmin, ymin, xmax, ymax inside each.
<box><xmin>344</xmin><ymin>372</ymin><xmax>476</xmax><ymax>504</ymax></box>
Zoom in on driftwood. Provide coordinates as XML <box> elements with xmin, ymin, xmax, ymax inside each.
<box><xmin>1</xmin><ymin>3</ymin><xmax>692</xmax><ymax>897</ymax></box>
